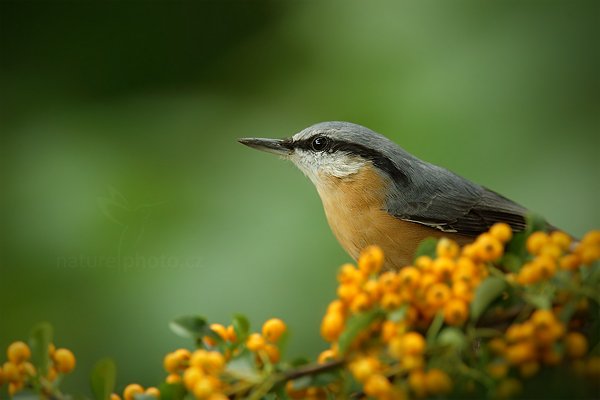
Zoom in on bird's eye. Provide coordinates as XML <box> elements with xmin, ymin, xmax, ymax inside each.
<box><xmin>311</xmin><ymin>136</ymin><xmax>329</xmax><ymax>151</ymax></box>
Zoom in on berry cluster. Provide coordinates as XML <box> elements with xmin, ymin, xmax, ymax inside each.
<box><xmin>0</xmin><ymin>341</ymin><xmax>75</xmax><ymax>397</ymax></box>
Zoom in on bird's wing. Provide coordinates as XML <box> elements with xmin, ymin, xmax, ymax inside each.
<box><xmin>385</xmin><ymin>165</ymin><xmax>528</xmax><ymax>237</ymax></box>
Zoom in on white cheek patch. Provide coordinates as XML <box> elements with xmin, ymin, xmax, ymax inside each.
<box><xmin>290</xmin><ymin>150</ymin><xmax>367</xmax><ymax>185</ymax></box>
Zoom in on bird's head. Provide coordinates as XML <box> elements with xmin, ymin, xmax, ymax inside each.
<box><xmin>238</xmin><ymin>121</ymin><xmax>411</xmax><ymax>188</ymax></box>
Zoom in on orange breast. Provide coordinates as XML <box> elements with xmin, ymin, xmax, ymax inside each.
<box><xmin>315</xmin><ymin>164</ymin><xmax>470</xmax><ymax>270</ymax></box>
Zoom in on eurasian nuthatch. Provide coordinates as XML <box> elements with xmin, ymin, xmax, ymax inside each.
<box><xmin>239</xmin><ymin>121</ymin><xmax>536</xmax><ymax>270</ymax></box>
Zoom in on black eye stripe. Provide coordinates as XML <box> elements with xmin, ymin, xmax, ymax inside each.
<box><xmin>290</xmin><ymin>136</ymin><xmax>410</xmax><ymax>185</ymax></box>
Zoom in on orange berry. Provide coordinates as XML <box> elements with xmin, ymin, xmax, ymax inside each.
<box><xmin>165</xmin><ymin>373</ymin><xmax>181</xmax><ymax>384</ymax></box>
<box><xmin>505</xmin><ymin>342</ymin><xmax>535</xmax><ymax>365</ymax></box>
<box><xmin>431</xmin><ymin>257</ymin><xmax>455</xmax><ymax>280</ymax></box>
<box><xmin>123</xmin><ymin>384</ymin><xmax>144</xmax><ymax>400</ymax></box>
<box><xmin>317</xmin><ymin>349</ymin><xmax>336</xmax><ymax>364</ymax></box>
<box><xmin>452</xmin><ymin>281</ymin><xmax>474</xmax><ymax>302</ymax></box>
<box><xmin>163</xmin><ymin>352</ymin><xmax>180</xmax><ymax>373</ymax></box>
<box><xmin>54</xmin><ymin>348</ymin><xmax>76</xmax><ymax>374</ymax></box>
<box><xmin>490</xmin><ymin>223</ymin><xmax>513</xmax><ymax>243</ymax></box>
<box><xmin>408</xmin><ymin>369</ymin><xmax>428</xmax><ymax>398</ymax></box>
<box><xmin>363</xmin><ymin>373</ymin><xmax>392</xmax><ymax>397</ymax></box>
<box><xmin>320</xmin><ymin>312</ymin><xmax>345</xmax><ymax>342</ymax></box>
<box><xmin>401</xmin><ymin>355</ymin><xmax>425</xmax><ymax>371</ymax></box>
<box><xmin>145</xmin><ymin>387</ymin><xmax>160</xmax><ymax>398</ymax></box>
<box><xmin>539</xmin><ymin>243</ymin><xmax>562</xmax><ymax>260</ymax></box>
<box><xmin>488</xmin><ymin>338</ymin><xmax>507</xmax><ymax>355</ymax></box>
<box><xmin>363</xmin><ymin>280</ymin><xmax>382</xmax><ymax>301</ymax></box>
<box><xmin>350</xmin><ymin>292</ymin><xmax>372</xmax><ymax>313</ymax></box>
<box><xmin>453</xmin><ymin>257</ymin><xmax>478</xmax><ymax>284</ymax></box>
<box><xmin>443</xmin><ymin>298</ymin><xmax>468</xmax><ymax>326</ymax></box>
<box><xmin>225</xmin><ymin>325</ymin><xmax>237</xmax><ymax>342</ymax></box>
<box><xmin>541</xmin><ymin>348</ymin><xmax>562</xmax><ymax>366</ymax></box>
<box><xmin>193</xmin><ymin>375</ymin><xmax>219</xmax><ymax>398</ymax></box>
<box><xmin>378</xmin><ymin>271</ymin><xmax>400</xmax><ymax>292</ymax></box>
<box><xmin>19</xmin><ymin>362</ymin><xmax>35</xmax><ymax>376</ymax></box>
<box><xmin>209</xmin><ymin>324</ymin><xmax>228</xmax><ymax>341</ymax></box>
<box><xmin>415</xmin><ymin>255</ymin><xmax>433</xmax><ymax>270</ymax></box>
<box><xmin>487</xmin><ymin>361</ymin><xmax>509</xmax><ymax>379</ymax></box>
<box><xmin>205</xmin><ymin>352</ymin><xmax>225</xmax><ymax>373</ymax></box>
<box><xmin>8</xmin><ymin>381</ymin><xmax>24</xmax><ymax>396</ymax></box>
<box><xmin>425</xmin><ymin>369</ymin><xmax>453</xmax><ymax>395</ymax></box>
<box><xmin>110</xmin><ymin>394</ymin><xmax>122</xmax><ymax>400</ymax></box>
<box><xmin>582</xmin><ymin>230</ymin><xmax>600</xmax><ymax>246</ymax></box>
<box><xmin>183</xmin><ymin>367</ymin><xmax>203</xmax><ymax>390</ymax></box>
<box><xmin>531</xmin><ymin>309</ymin><xmax>556</xmax><ymax>329</ymax></box>
<box><xmin>527</xmin><ymin>231</ymin><xmax>549</xmax><ymax>255</ymax></box>
<box><xmin>550</xmin><ymin>231</ymin><xmax>572</xmax><ymax>250</ymax></box>
<box><xmin>262</xmin><ymin>318</ymin><xmax>287</xmax><ymax>343</ymax></box>
<box><xmin>565</xmin><ymin>332</ymin><xmax>588</xmax><ymax>358</ymax></box>
<box><xmin>2</xmin><ymin>362</ymin><xmax>20</xmax><ymax>382</ymax></box>
<box><xmin>337</xmin><ymin>263</ymin><xmax>364</xmax><ymax>285</ymax></box>
<box><xmin>425</xmin><ymin>283</ymin><xmax>451</xmax><ymax>309</ymax></box>
<box><xmin>580</xmin><ymin>245</ymin><xmax>600</xmax><ymax>265</ymax></box>
<box><xmin>358</xmin><ymin>245</ymin><xmax>385</xmax><ymax>274</ymax></box>
<box><xmin>349</xmin><ymin>356</ymin><xmax>380</xmax><ymax>382</ymax></box>
<box><xmin>285</xmin><ymin>381</ymin><xmax>308</xmax><ymax>399</ymax></box>
<box><xmin>263</xmin><ymin>344</ymin><xmax>280</xmax><ymax>363</ymax></box>
<box><xmin>246</xmin><ymin>333</ymin><xmax>266</xmax><ymax>352</ymax></box>
<box><xmin>475</xmin><ymin>233</ymin><xmax>503</xmax><ymax>261</ymax></box>
<box><xmin>398</xmin><ymin>266</ymin><xmax>421</xmax><ymax>289</ymax></box>
<box><xmin>436</xmin><ymin>238</ymin><xmax>460</xmax><ymax>259</ymax></box>
<box><xmin>7</xmin><ymin>341</ymin><xmax>31</xmax><ymax>364</ymax></box>
<box><xmin>559</xmin><ymin>254</ymin><xmax>581</xmax><ymax>271</ymax></box>
<box><xmin>337</xmin><ymin>283</ymin><xmax>360</xmax><ymax>304</ymax></box>
<box><xmin>380</xmin><ymin>293</ymin><xmax>403</xmax><ymax>310</ymax></box>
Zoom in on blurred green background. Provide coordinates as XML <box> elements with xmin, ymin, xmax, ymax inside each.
<box><xmin>1</xmin><ymin>0</ymin><xmax>598</xmax><ymax>396</ymax></box>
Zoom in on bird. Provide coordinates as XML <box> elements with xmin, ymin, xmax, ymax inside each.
<box><xmin>239</xmin><ymin>121</ymin><xmax>537</xmax><ymax>270</ymax></box>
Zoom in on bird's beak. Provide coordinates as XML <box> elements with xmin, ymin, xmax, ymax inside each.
<box><xmin>238</xmin><ymin>137</ymin><xmax>292</xmax><ymax>156</ymax></box>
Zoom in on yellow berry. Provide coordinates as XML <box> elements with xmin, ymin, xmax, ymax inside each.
<box><xmin>560</xmin><ymin>253</ymin><xmax>581</xmax><ymax>271</ymax></box>
<box><xmin>183</xmin><ymin>367</ymin><xmax>203</xmax><ymax>391</ymax></box>
<box><xmin>208</xmin><ymin>324</ymin><xmax>227</xmax><ymax>344</ymax></box>
<box><xmin>402</xmin><ymin>332</ymin><xmax>427</xmax><ymax>356</ymax></box>
<box><xmin>408</xmin><ymin>369</ymin><xmax>428</xmax><ymax>398</ymax></box>
<box><xmin>490</xmin><ymin>223</ymin><xmax>513</xmax><ymax>243</ymax></box>
<box><xmin>350</xmin><ymin>292</ymin><xmax>372</xmax><ymax>313</ymax></box>
<box><xmin>163</xmin><ymin>352</ymin><xmax>180</xmax><ymax>373</ymax></box>
<box><xmin>193</xmin><ymin>375</ymin><xmax>220</xmax><ymax>399</ymax></box>
<box><xmin>425</xmin><ymin>283</ymin><xmax>451</xmax><ymax>309</ymax></box>
<box><xmin>380</xmin><ymin>292</ymin><xmax>403</xmax><ymax>310</ymax></box>
<box><xmin>425</xmin><ymin>369</ymin><xmax>453</xmax><ymax>395</ymax></box>
<box><xmin>415</xmin><ymin>255</ymin><xmax>433</xmax><ymax>270</ymax></box>
<box><xmin>349</xmin><ymin>357</ymin><xmax>380</xmax><ymax>382</ymax></box>
<box><xmin>166</xmin><ymin>373</ymin><xmax>181</xmax><ymax>384</ymax></box>
<box><xmin>110</xmin><ymin>394</ymin><xmax>122</xmax><ymax>400</ymax></box>
<box><xmin>550</xmin><ymin>231</ymin><xmax>572</xmax><ymax>250</ymax></box>
<box><xmin>527</xmin><ymin>231</ymin><xmax>549</xmax><ymax>255</ymax></box>
<box><xmin>123</xmin><ymin>384</ymin><xmax>144</xmax><ymax>400</ymax></box>
<box><xmin>378</xmin><ymin>271</ymin><xmax>401</xmax><ymax>292</ymax></box>
<box><xmin>475</xmin><ymin>233</ymin><xmax>504</xmax><ymax>261</ymax></box>
<box><xmin>337</xmin><ymin>283</ymin><xmax>360</xmax><ymax>304</ymax></box>
<box><xmin>487</xmin><ymin>361</ymin><xmax>509</xmax><ymax>379</ymax></box>
<box><xmin>263</xmin><ymin>344</ymin><xmax>280</xmax><ymax>363</ymax></box>
<box><xmin>7</xmin><ymin>341</ymin><xmax>31</xmax><ymax>364</ymax></box>
<box><xmin>452</xmin><ymin>281</ymin><xmax>474</xmax><ymax>302</ymax></box>
<box><xmin>565</xmin><ymin>332</ymin><xmax>588</xmax><ymax>358</ymax></box>
<box><xmin>320</xmin><ymin>311</ymin><xmax>345</xmax><ymax>342</ymax></box>
<box><xmin>363</xmin><ymin>373</ymin><xmax>392</xmax><ymax>397</ymax></box>
<box><xmin>580</xmin><ymin>245</ymin><xmax>600</xmax><ymax>265</ymax></box>
<box><xmin>432</xmin><ymin>257</ymin><xmax>455</xmax><ymax>280</ymax></box>
<box><xmin>317</xmin><ymin>349</ymin><xmax>336</xmax><ymax>364</ymax></box>
<box><xmin>246</xmin><ymin>333</ymin><xmax>266</xmax><ymax>352</ymax></box>
<box><xmin>443</xmin><ymin>298</ymin><xmax>468</xmax><ymax>326</ymax></box>
<box><xmin>53</xmin><ymin>348</ymin><xmax>76</xmax><ymax>374</ymax></box>
<box><xmin>505</xmin><ymin>342</ymin><xmax>535</xmax><ymax>365</ymax></box>
<box><xmin>262</xmin><ymin>318</ymin><xmax>287</xmax><ymax>342</ymax></box>
<box><xmin>2</xmin><ymin>362</ymin><xmax>20</xmax><ymax>382</ymax></box>
<box><xmin>337</xmin><ymin>263</ymin><xmax>364</xmax><ymax>285</ymax></box>
<box><xmin>582</xmin><ymin>230</ymin><xmax>600</xmax><ymax>246</ymax></box>
<box><xmin>436</xmin><ymin>238</ymin><xmax>460</xmax><ymax>259</ymax></box>
<box><xmin>19</xmin><ymin>362</ymin><xmax>35</xmax><ymax>377</ymax></box>
<box><xmin>358</xmin><ymin>245</ymin><xmax>385</xmax><ymax>274</ymax></box>
<box><xmin>398</xmin><ymin>266</ymin><xmax>421</xmax><ymax>289</ymax></box>
<box><xmin>145</xmin><ymin>387</ymin><xmax>160</xmax><ymax>398</ymax></box>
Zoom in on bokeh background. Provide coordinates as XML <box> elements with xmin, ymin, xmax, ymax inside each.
<box><xmin>1</xmin><ymin>0</ymin><xmax>599</xmax><ymax>396</ymax></box>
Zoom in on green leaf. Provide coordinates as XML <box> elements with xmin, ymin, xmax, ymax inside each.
<box><xmin>437</xmin><ymin>327</ymin><xmax>468</xmax><ymax>352</ymax></box>
<box><xmin>387</xmin><ymin>305</ymin><xmax>408</xmax><ymax>322</ymax></box>
<box><xmin>29</xmin><ymin>322</ymin><xmax>53</xmax><ymax>376</ymax></box>
<box><xmin>226</xmin><ymin>352</ymin><xmax>261</xmax><ymax>382</ymax></box>
<box><xmin>338</xmin><ymin>309</ymin><xmax>385</xmax><ymax>354</ymax></box>
<box><xmin>232</xmin><ymin>314</ymin><xmax>250</xmax><ymax>342</ymax></box>
<box><xmin>157</xmin><ymin>383</ymin><xmax>186</xmax><ymax>400</ymax></box>
<box><xmin>169</xmin><ymin>316</ymin><xmax>211</xmax><ymax>340</ymax></box>
<box><xmin>426</xmin><ymin>312</ymin><xmax>444</xmax><ymax>346</ymax></box>
<box><xmin>501</xmin><ymin>253</ymin><xmax>522</xmax><ymax>273</ymax></box>
<box><xmin>413</xmin><ymin>237</ymin><xmax>438</xmax><ymax>261</ymax></box>
<box><xmin>470</xmin><ymin>277</ymin><xmax>507</xmax><ymax>322</ymax></box>
<box><xmin>524</xmin><ymin>293</ymin><xmax>552</xmax><ymax>310</ymax></box>
<box><xmin>90</xmin><ymin>358</ymin><xmax>116</xmax><ymax>400</ymax></box>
